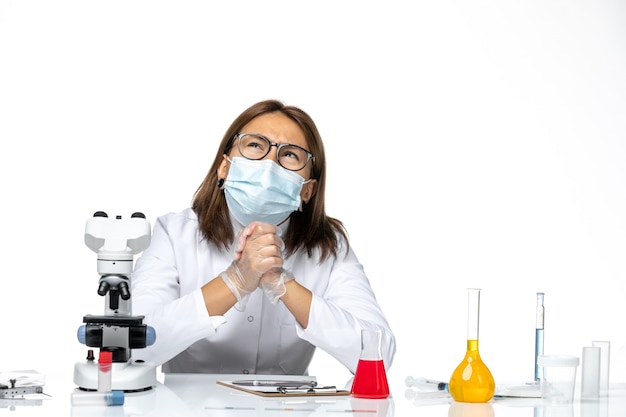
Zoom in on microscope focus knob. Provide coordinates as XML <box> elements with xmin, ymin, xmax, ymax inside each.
<box><xmin>146</xmin><ymin>326</ymin><xmax>156</xmax><ymax>347</ymax></box>
<box><xmin>77</xmin><ymin>325</ymin><xmax>87</xmax><ymax>344</ymax></box>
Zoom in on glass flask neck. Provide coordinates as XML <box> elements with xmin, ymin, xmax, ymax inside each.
<box><xmin>466</xmin><ymin>339</ymin><xmax>480</xmax><ymax>353</ymax></box>
<box><xmin>359</xmin><ymin>329</ymin><xmax>383</xmax><ymax>360</ymax></box>
<box><xmin>466</xmin><ymin>288</ymin><xmax>481</xmax><ymax>341</ymax></box>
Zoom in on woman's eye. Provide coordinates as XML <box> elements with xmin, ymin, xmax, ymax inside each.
<box><xmin>249</xmin><ymin>142</ymin><xmax>263</xmax><ymax>149</ymax></box>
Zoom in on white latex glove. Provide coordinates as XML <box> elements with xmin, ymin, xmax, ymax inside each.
<box><xmin>220</xmin><ymin>222</ymin><xmax>284</xmax><ymax>310</ymax></box>
<box><xmin>259</xmin><ymin>268</ymin><xmax>295</xmax><ymax>304</ymax></box>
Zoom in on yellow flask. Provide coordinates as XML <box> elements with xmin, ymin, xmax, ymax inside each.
<box><xmin>448</xmin><ymin>288</ymin><xmax>495</xmax><ymax>403</ymax></box>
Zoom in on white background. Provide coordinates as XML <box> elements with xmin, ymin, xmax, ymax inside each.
<box><xmin>1</xmin><ymin>0</ymin><xmax>625</xmax><ymax>394</ymax></box>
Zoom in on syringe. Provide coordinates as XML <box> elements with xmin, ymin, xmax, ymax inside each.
<box><xmin>405</xmin><ymin>376</ymin><xmax>448</xmax><ymax>392</ymax></box>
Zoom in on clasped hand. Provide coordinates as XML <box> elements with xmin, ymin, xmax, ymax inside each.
<box><xmin>221</xmin><ymin>222</ymin><xmax>293</xmax><ymax>308</ymax></box>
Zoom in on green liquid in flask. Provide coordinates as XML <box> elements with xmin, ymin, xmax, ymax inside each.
<box><xmin>448</xmin><ymin>288</ymin><xmax>495</xmax><ymax>403</ymax></box>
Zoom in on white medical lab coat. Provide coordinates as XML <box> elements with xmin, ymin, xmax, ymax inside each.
<box><xmin>131</xmin><ymin>208</ymin><xmax>395</xmax><ymax>375</ymax></box>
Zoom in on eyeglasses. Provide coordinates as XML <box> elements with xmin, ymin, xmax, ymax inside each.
<box><xmin>232</xmin><ymin>133</ymin><xmax>315</xmax><ymax>171</ymax></box>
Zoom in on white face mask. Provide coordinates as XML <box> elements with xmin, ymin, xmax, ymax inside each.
<box><xmin>224</xmin><ymin>157</ymin><xmax>310</xmax><ymax>226</ymax></box>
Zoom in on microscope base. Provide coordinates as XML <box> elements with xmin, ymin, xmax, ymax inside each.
<box><xmin>73</xmin><ymin>360</ymin><xmax>157</xmax><ymax>392</ymax></box>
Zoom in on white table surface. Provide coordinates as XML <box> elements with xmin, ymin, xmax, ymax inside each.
<box><xmin>2</xmin><ymin>371</ymin><xmax>625</xmax><ymax>416</ymax></box>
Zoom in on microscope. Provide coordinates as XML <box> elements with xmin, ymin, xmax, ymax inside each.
<box><xmin>73</xmin><ymin>211</ymin><xmax>157</xmax><ymax>392</ymax></box>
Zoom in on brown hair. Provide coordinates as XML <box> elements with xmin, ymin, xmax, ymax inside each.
<box><xmin>191</xmin><ymin>99</ymin><xmax>348</xmax><ymax>261</ymax></box>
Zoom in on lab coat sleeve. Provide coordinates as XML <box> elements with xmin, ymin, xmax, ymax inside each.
<box><xmin>295</xmin><ymin>244</ymin><xmax>396</xmax><ymax>374</ymax></box>
<box><xmin>130</xmin><ymin>215</ymin><xmax>222</xmax><ymax>366</ymax></box>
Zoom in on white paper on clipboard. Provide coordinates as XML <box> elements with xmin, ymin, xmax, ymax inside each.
<box><xmin>216</xmin><ymin>378</ymin><xmax>350</xmax><ymax>397</ymax></box>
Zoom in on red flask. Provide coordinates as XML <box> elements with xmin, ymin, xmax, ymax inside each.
<box><xmin>350</xmin><ymin>329</ymin><xmax>390</xmax><ymax>399</ymax></box>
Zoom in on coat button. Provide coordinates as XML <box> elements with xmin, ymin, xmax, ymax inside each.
<box><xmin>247</xmin><ymin>315</ymin><xmax>254</xmax><ymax>322</ymax></box>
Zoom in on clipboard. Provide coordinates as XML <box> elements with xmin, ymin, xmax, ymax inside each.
<box><xmin>216</xmin><ymin>379</ymin><xmax>351</xmax><ymax>397</ymax></box>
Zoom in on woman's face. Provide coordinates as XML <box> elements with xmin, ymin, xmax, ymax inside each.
<box><xmin>218</xmin><ymin>112</ymin><xmax>317</xmax><ymax>204</ymax></box>
<box><xmin>234</xmin><ymin>112</ymin><xmax>312</xmax><ymax>179</ymax></box>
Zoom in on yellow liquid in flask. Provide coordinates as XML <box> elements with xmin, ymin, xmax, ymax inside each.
<box><xmin>449</xmin><ymin>339</ymin><xmax>495</xmax><ymax>403</ymax></box>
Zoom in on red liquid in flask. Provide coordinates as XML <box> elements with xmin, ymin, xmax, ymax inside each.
<box><xmin>351</xmin><ymin>359</ymin><xmax>390</xmax><ymax>399</ymax></box>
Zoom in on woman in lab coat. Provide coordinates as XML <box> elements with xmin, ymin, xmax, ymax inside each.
<box><xmin>131</xmin><ymin>99</ymin><xmax>396</xmax><ymax>375</ymax></box>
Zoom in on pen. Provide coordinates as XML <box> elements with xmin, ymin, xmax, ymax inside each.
<box><xmin>232</xmin><ymin>379</ymin><xmax>317</xmax><ymax>387</ymax></box>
